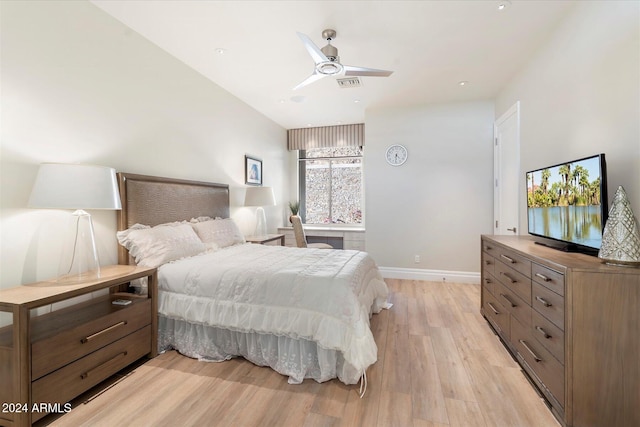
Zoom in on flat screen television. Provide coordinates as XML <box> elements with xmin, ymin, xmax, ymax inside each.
<box><xmin>526</xmin><ymin>153</ymin><xmax>608</xmax><ymax>256</ymax></box>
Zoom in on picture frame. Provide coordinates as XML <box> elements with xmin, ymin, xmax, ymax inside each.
<box><xmin>245</xmin><ymin>155</ymin><xmax>262</xmax><ymax>185</ymax></box>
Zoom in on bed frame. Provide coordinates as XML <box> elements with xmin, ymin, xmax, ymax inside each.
<box><xmin>116</xmin><ymin>172</ymin><xmax>230</xmax><ymax>265</ymax></box>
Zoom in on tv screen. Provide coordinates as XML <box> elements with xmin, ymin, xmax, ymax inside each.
<box><xmin>526</xmin><ymin>154</ymin><xmax>608</xmax><ymax>254</ymax></box>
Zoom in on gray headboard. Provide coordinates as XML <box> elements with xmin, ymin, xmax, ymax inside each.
<box><xmin>116</xmin><ymin>172</ymin><xmax>229</xmax><ymax>264</ymax></box>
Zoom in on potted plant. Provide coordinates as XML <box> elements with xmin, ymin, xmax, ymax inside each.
<box><xmin>288</xmin><ymin>201</ymin><xmax>300</xmax><ymax>223</ymax></box>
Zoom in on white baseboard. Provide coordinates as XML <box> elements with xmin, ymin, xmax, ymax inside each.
<box><xmin>378</xmin><ymin>267</ymin><xmax>480</xmax><ymax>284</ymax></box>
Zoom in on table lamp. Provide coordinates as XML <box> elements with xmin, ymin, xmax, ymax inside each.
<box><xmin>28</xmin><ymin>163</ymin><xmax>122</xmax><ymax>281</ymax></box>
<box><xmin>244</xmin><ymin>186</ymin><xmax>276</xmax><ymax>237</ymax></box>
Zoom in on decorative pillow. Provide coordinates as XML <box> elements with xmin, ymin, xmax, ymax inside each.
<box><xmin>191</xmin><ymin>218</ymin><xmax>245</xmax><ymax>248</ymax></box>
<box><xmin>116</xmin><ymin>222</ymin><xmax>206</xmax><ymax>267</ymax></box>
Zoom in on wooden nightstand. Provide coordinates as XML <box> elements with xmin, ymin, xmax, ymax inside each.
<box><xmin>0</xmin><ymin>265</ymin><xmax>157</xmax><ymax>426</ymax></box>
<box><xmin>245</xmin><ymin>234</ymin><xmax>285</xmax><ymax>246</ymax></box>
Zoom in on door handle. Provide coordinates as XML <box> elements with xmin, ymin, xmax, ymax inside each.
<box><xmin>507</xmin><ymin>227</ymin><xmax>517</xmax><ymax>233</ymax></box>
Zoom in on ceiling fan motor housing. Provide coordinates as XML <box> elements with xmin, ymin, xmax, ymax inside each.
<box><xmin>321</xmin><ymin>44</ymin><xmax>339</xmax><ymax>61</ymax></box>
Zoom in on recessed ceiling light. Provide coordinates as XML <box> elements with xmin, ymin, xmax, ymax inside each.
<box><xmin>459</xmin><ymin>81</ymin><xmax>468</xmax><ymax>86</ymax></box>
<box><xmin>214</xmin><ymin>48</ymin><xmax>226</xmax><ymax>55</ymax></box>
<box><xmin>497</xmin><ymin>0</ymin><xmax>511</xmax><ymax>11</ymax></box>
<box><xmin>290</xmin><ymin>95</ymin><xmax>306</xmax><ymax>103</ymax></box>
<box><xmin>354</xmin><ymin>99</ymin><xmax>361</xmax><ymax>103</ymax></box>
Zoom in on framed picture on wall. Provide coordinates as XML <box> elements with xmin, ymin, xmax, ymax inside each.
<box><xmin>245</xmin><ymin>155</ymin><xmax>262</xmax><ymax>185</ymax></box>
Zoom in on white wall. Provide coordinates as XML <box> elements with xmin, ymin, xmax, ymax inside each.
<box><xmin>0</xmin><ymin>1</ymin><xmax>288</xmax><ymax>289</ymax></box>
<box><xmin>365</xmin><ymin>101</ymin><xmax>495</xmax><ymax>277</ymax></box>
<box><xmin>496</xmin><ymin>1</ymin><xmax>640</xmax><ymax>230</ymax></box>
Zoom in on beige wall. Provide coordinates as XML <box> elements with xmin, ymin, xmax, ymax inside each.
<box><xmin>365</xmin><ymin>101</ymin><xmax>495</xmax><ymax>274</ymax></box>
<box><xmin>0</xmin><ymin>1</ymin><xmax>288</xmax><ymax>289</ymax></box>
<box><xmin>496</xmin><ymin>0</ymin><xmax>640</xmax><ymax>231</ymax></box>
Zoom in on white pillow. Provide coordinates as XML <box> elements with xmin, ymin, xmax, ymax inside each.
<box><xmin>191</xmin><ymin>218</ymin><xmax>245</xmax><ymax>248</ymax></box>
<box><xmin>117</xmin><ymin>222</ymin><xmax>206</xmax><ymax>267</ymax></box>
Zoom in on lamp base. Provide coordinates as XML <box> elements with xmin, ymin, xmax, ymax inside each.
<box><xmin>57</xmin><ymin>210</ymin><xmax>101</xmax><ymax>283</ymax></box>
<box><xmin>254</xmin><ymin>206</ymin><xmax>268</xmax><ymax>238</ymax></box>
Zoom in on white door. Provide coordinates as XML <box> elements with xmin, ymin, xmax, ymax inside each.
<box><xmin>494</xmin><ymin>102</ymin><xmax>520</xmax><ymax>235</ymax></box>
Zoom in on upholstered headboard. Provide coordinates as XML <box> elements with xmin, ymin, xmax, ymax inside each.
<box><xmin>116</xmin><ymin>172</ymin><xmax>230</xmax><ymax>264</ymax></box>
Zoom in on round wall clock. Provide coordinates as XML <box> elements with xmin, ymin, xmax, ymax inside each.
<box><xmin>385</xmin><ymin>144</ymin><xmax>408</xmax><ymax>166</ymax></box>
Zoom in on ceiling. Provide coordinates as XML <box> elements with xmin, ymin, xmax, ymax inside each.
<box><xmin>91</xmin><ymin>0</ymin><xmax>576</xmax><ymax>130</ymax></box>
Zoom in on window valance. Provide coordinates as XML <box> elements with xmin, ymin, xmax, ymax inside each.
<box><xmin>287</xmin><ymin>123</ymin><xmax>364</xmax><ymax>151</ymax></box>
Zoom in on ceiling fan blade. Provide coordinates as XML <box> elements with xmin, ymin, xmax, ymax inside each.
<box><xmin>343</xmin><ymin>65</ymin><xmax>393</xmax><ymax>77</ymax></box>
<box><xmin>293</xmin><ymin>72</ymin><xmax>327</xmax><ymax>90</ymax></box>
<box><xmin>297</xmin><ymin>32</ymin><xmax>329</xmax><ymax>65</ymax></box>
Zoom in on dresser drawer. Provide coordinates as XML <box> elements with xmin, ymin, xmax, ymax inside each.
<box><xmin>482</xmin><ymin>251</ymin><xmax>496</xmax><ymax>276</ymax></box>
<box><xmin>31</xmin><ymin>326</ymin><xmax>151</xmax><ymax>422</ymax></box>
<box><xmin>482</xmin><ymin>286</ymin><xmax>510</xmax><ymax>338</ymax></box>
<box><xmin>532</xmin><ymin>263</ymin><xmax>565</xmax><ymax>296</ymax></box>
<box><xmin>482</xmin><ymin>271</ymin><xmax>497</xmax><ymax>298</ymax></box>
<box><xmin>532</xmin><ymin>310</ymin><xmax>564</xmax><ymax>363</ymax></box>
<box><xmin>532</xmin><ymin>283</ymin><xmax>565</xmax><ymax>330</ymax></box>
<box><xmin>495</xmin><ymin>260</ymin><xmax>532</xmax><ymax>305</ymax></box>
<box><xmin>494</xmin><ymin>281</ymin><xmax>531</xmax><ymax>329</ymax></box>
<box><xmin>511</xmin><ymin>317</ymin><xmax>564</xmax><ymax>406</ymax></box>
<box><xmin>32</xmin><ymin>297</ymin><xmax>151</xmax><ymax>380</ymax></box>
<box><xmin>495</xmin><ymin>247</ymin><xmax>531</xmax><ymax>278</ymax></box>
<box><xmin>481</xmin><ymin>239</ymin><xmax>498</xmax><ymax>256</ymax></box>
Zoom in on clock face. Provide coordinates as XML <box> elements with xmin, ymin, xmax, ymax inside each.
<box><xmin>385</xmin><ymin>144</ymin><xmax>408</xmax><ymax>166</ymax></box>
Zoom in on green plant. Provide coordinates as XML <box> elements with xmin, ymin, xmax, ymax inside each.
<box><xmin>288</xmin><ymin>200</ymin><xmax>300</xmax><ymax>215</ymax></box>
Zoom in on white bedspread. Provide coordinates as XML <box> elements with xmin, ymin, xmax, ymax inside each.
<box><xmin>157</xmin><ymin>243</ymin><xmax>389</xmax><ymax>384</ymax></box>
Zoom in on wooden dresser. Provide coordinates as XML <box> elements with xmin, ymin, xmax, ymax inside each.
<box><xmin>0</xmin><ymin>265</ymin><xmax>157</xmax><ymax>426</ymax></box>
<box><xmin>481</xmin><ymin>235</ymin><xmax>639</xmax><ymax>427</ymax></box>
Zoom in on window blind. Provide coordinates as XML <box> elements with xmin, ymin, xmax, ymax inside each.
<box><xmin>287</xmin><ymin>123</ymin><xmax>364</xmax><ymax>150</ymax></box>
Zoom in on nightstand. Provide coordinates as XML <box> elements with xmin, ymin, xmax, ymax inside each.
<box><xmin>0</xmin><ymin>265</ymin><xmax>157</xmax><ymax>426</ymax></box>
<box><xmin>245</xmin><ymin>234</ymin><xmax>285</xmax><ymax>246</ymax></box>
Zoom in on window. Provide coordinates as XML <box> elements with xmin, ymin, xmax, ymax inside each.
<box><xmin>299</xmin><ymin>146</ymin><xmax>363</xmax><ymax>225</ymax></box>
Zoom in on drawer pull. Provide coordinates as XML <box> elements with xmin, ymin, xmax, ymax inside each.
<box><xmin>487</xmin><ymin>302</ymin><xmax>500</xmax><ymax>315</ymax></box>
<box><xmin>484</xmin><ymin>278</ymin><xmax>492</xmax><ymax>284</ymax></box>
<box><xmin>485</xmin><ymin>245</ymin><xmax>493</xmax><ymax>251</ymax></box>
<box><xmin>500</xmin><ymin>293</ymin><xmax>517</xmax><ymax>308</ymax></box>
<box><xmin>519</xmin><ymin>340</ymin><xmax>542</xmax><ymax>362</ymax></box>
<box><xmin>535</xmin><ymin>273</ymin><xmax>551</xmax><ymax>282</ymax></box>
<box><xmin>535</xmin><ymin>326</ymin><xmax>552</xmax><ymax>339</ymax></box>
<box><xmin>81</xmin><ymin>321</ymin><xmax>128</xmax><ymax>344</ymax></box>
<box><xmin>501</xmin><ymin>272</ymin><xmax>517</xmax><ymax>284</ymax></box>
<box><xmin>484</xmin><ymin>260</ymin><xmax>492</xmax><ymax>265</ymax></box>
<box><xmin>80</xmin><ymin>351</ymin><xmax>128</xmax><ymax>379</ymax></box>
<box><xmin>501</xmin><ymin>254</ymin><xmax>515</xmax><ymax>264</ymax></box>
<box><xmin>535</xmin><ymin>296</ymin><xmax>552</xmax><ymax>307</ymax></box>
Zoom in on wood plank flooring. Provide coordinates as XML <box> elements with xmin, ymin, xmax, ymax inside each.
<box><xmin>43</xmin><ymin>279</ymin><xmax>559</xmax><ymax>427</ymax></box>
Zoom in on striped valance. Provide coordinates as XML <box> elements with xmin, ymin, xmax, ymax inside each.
<box><xmin>287</xmin><ymin>123</ymin><xmax>364</xmax><ymax>150</ymax></box>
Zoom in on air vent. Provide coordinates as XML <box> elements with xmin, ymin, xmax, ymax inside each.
<box><xmin>336</xmin><ymin>77</ymin><xmax>361</xmax><ymax>88</ymax></box>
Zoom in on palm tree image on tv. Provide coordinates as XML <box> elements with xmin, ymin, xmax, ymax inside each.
<box><xmin>527</xmin><ymin>156</ymin><xmax>603</xmax><ymax>248</ymax></box>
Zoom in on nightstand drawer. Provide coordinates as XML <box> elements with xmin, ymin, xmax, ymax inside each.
<box><xmin>32</xmin><ymin>297</ymin><xmax>151</xmax><ymax>380</ymax></box>
<box><xmin>31</xmin><ymin>326</ymin><xmax>150</xmax><ymax>422</ymax></box>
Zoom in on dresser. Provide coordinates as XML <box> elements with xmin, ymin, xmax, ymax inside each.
<box><xmin>481</xmin><ymin>235</ymin><xmax>639</xmax><ymax>427</ymax></box>
<box><xmin>0</xmin><ymin>265</ymin><xmax>157</xmax><ymax>426</ymax></box>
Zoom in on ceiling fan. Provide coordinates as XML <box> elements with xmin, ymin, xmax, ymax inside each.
<box><xmin>293</xmin><ymin>29</ymin><xmax>393</xmax><ymax>90</ymax></box>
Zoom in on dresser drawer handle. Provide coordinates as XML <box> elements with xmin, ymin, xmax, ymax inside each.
<box><xmin>484</xmin><ymin>278</ymin><xmax>492</xmax><ymax>284</ymax></box>
<box><xmin>535</xmin><ymin>296</ymin><xmax>552</xmax><ymax>307</ymax></box>
<box><xmin>535</xmin><ymin>326</ymin><xmax>552</xmax><ymax>339</ymax></box>
<box><xmin>501</xmin><ymin>272</ymin><xmax>517</xmax><ymax>284</ymax></box>
<box><xmin>80</xmin><ymin>351</ymin><xmax>128</xmax><ymax>379</ymax></box>
<box><xmin>501</xmin><ymin>254</ymin><xmax>515</xmax><ymax>263</ymax></box>
<box><xmin>484</xmin><ymin>260</ymin><xmax>492</xmax><ymax>265</ymax></box>
<box><xmin>485</xmin><ymin>245</ymin><xmax>493</xmax><ymax>251</ymax></box>
<box><xmin>535</xmin><ymin>273</ymin><xmax>551</xmax><ymax>282</ymax></box>
<box><xmin>81</xmin><ymin>321</ymin><xmax>128</xmax><ymax>344</ymax></box>
<box><xmin>500</xmin><ymin>293</ymin><xmax>517</xmax><ymax>308</ymax></box>
<box><xmin>519</xmin><ymin>340</ymin><xmax>542</xmax><ymax>362</ymax></box>
<box><xmin>487</xmin><ymin>302</ymin><xmax>500</xmax><ymax>315</ymax></box>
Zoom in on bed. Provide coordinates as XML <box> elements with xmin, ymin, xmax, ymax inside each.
<box><xmin>116</xmin><ymin>173</ymin><xmax>389</xmax><ymax>392</ymax></box>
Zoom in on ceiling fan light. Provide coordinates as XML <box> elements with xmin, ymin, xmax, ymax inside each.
<box><xmin>317</xmin><ymin>61</ymin><xmax>344</xmax><ymax>75</ymax></box>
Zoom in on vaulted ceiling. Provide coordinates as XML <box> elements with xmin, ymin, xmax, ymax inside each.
<box><xmin>91</xmin><ymin>0</ymin><xmax>576</xmax><ymax>129</ymax></box>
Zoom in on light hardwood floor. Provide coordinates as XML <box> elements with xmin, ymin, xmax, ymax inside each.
<box><xmin>44</xmin><ymin>279</ymin><xmax>559</xmax><ymax>427</ymax></box>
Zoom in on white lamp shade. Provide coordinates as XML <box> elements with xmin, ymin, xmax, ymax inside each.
<box><xmin>244</xmin><ymin>186</ymin><xmax>276</xmax><ymax>207</ymax></box>
<box><xmin>28</xmin><ymin>163</ymin><xmax>122</xmax><ymax>210</ymax></box>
